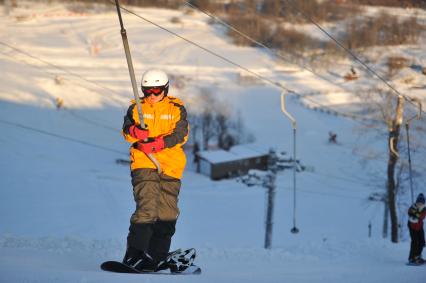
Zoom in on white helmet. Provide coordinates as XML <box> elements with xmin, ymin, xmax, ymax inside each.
<box><xmin>140</xmin><ymin>69</ymin><xmax>169</xmax><ymax>96</ymax></box>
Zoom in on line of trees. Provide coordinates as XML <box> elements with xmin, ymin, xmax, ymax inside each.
<box><xmin>1</xmin><ymin>0</ymin><xmax>182</xmax><ymax>9</ymax></box>
<box><xmin>347</xmin><ymin>0</ymin><xmax>426</xmax><ymax>8</ymax></box>
<box><xmin>341</xmin><ymin>12</ymin><xmax>423</xmax><ymax>50</ymax></box>
<box><xmin>221</xmin><ymin>1</ymin><xmax>424</xmax><ymax>58</ymax></box>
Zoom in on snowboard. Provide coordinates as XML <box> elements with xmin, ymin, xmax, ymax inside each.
<box><xmin>101</xmin><ymin>248</ymin><xmax>201</xmax><ymax>275</ymax></box>
<box><xmin>100</xmin><ymin>261</ymin><xmax>201</xmax><ymax>274</ymax></box>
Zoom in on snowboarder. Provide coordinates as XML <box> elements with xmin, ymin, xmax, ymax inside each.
<box><xmin>121</xmin><ymin>69</ymin><xmax>189</xmax><ymax>272</ymax></box>
<box><xmin>328</xmin><ymin>131</ymin><xmax>337</xmax><ymax>144</ymax></box>
<box><xmin>407</xmin><ymin>193</ymin><xmax>426</xmax><ymax>265</ymax></box>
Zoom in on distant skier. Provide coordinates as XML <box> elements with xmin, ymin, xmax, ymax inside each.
<box><xmin>55</xmin><ymin>97</ymin><xmax>64</xmax><ymax>110</ymax></box>
<box><xmin>407</xmin><ymin>193</ymin><xmax>426</xmax><ymax>265</ymax></box>
<box><xmin>121</xmin><ymin>69</ymin><xmax>189</xmax><ymax>272</ymax></box>
<box><xmin>328</xmin><ymin>131</ymin><xmax>337</xmax><ymax>144</ymax></box>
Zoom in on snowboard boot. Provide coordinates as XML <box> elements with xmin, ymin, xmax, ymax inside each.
<box><xmin>122</xmin><ymin>246</ymin><xmax>156</xmax><ymax>272</ymax></box>
<box><xmin>167</xmin><ymin>248</ymin><xmax>196</xmax><ymax>273</ymax></box>
<box><xmin>155</xmin><ymin>249</ymin><xmax>182</xmax><ymax>271</ymax></box>
<box><xmin>408</xmin><ymin>256</ymin><xmax>425</xmax><ymax>265</ymax></box>
<box><xmin>415</xmin><ymin>256</ymin><xmax>425</xmax><ymax>264</ymax></box>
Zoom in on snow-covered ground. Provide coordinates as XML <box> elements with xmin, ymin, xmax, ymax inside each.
<box><xmin>0</xmin><ymin>1</ymin><xmax>425</xmax><ymax>283</ymax></box>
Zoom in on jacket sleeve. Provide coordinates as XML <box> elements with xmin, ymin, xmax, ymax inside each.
<box><xmin>163</xmin><ymin>103</ymin><xmax>189</xmax><ymax>148</ymax></box>
<box><xmin>122</xmin><ymin>104</ymin><xmax>138</xmax><ymax>144</ymax></box>
<box><xmin>408</xmin><ymin>206</ymin><xmax>418</xmax><ymax>222</ymax></box>
<box><xmin>420</xmin><ymin>209</ymin><xmax>426</xmax><ymax>221</ymax></box>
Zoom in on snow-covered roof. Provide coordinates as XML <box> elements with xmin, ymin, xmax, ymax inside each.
<box><xmin>197</xmin><ymin>143</ymin><xmax>270</xmax><ymax>164</ymax></box>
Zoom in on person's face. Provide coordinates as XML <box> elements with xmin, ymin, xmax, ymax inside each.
<box><xmin>417</xmin><ymin>202</ymin><xmax>425</xmax><ymax>210</ymax></box>
<box><xmin>142</xmin><ymin>86</ymin><xmax>165</xmax><ymax>104</ymax></box>
<box><xmin>146</xmin><ymin>91</ymin><xmax>165</xmax><ymax>104</ymax></box>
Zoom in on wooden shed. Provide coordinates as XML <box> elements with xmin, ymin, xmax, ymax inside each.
<box><xmin>196</xmin><ymin>144</ymin><xmax>270</xmax><ymax>180</ymax></box>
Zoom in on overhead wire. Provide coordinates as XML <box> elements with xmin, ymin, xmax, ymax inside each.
<box><xmin>279</xmin><ymin>0</ymin><xmax>424</xmax><ymax>197</ymax></box>
<box><xmin>108</xmin><ymin>0</ymin><xmax>380</xmax><ymax>125</ymax></box>
<box><xmin>199</xmin><ymin>0</ymin><xmax>419</xmax><ymax>113</ymax></box>
<box><xmin>108</xmin><ymin>0</ymin><xmax>285</xmax><ymax>91</ymax></box>
<box><xmin>65</xmin><ymin>109</ymin><xmax>118</xmax><ymax>132</ymax></box>
<box><xmin>183</xmin><ymin>0</ymin><xmax>347</xmax><ymax>91</ymax></box>
<box><xmin>282</xmin><ymin>0</ymin><xmax>419</xmax><ymax>109</ymax></box>
<box><xmin>114</xmin><ymin>2</ymin><xmax>407</xmax><ymax>202</ymax></box>
<box><xmin>0</xmin><ymin>2</ymin><xmax>419</xmax><ymax>217</ymax></box>
<box><xmin>0</xmin><ymin>46</ymin><xmax>121</xmax><ymax>133</ymax></box>
<box><xmin>182</xmin><ymin>1</ymin><xmax>419</xmax><ymax>123</ymax></box>
<box><xmin>0</xmin><ymin>37</ymin><xmax>131</xmax><ymax>166</ymax></box>
<box><xmin>9</xmin><ymin>2</ymin><xmax>367</xmax><ymax>128</ymax></box>
<box><xmin>0</xmin><ymin>118</ymin><xmax>126</xmax><ymax>155</ymax></box>
<box><xmin>0</xmin><ymin>117</ymin><xmax>381</xmax><ymax>191</ymax></box>
<box><xmin>2</xmin><ymin>3</ymin><xmax>413</xmax><ymax>128</ymax></box>
<box><xmin>0</xmin><ymin>114</ymin><xmax>377</xmax><ymax>194</ymax></box>
<box><xmin>0</xmin><ymin>41</ymin><xmax>128</xmax><ymax>108</ymax></box>
<box><xmin>182</xmin><ymin>0</ymin><xmax>386</xmax><ymax>124</ymax></box>
<box><xmin>1</xmin><ymin>3</ymin><xmax>394</xmax><ymax>130</ymax></box>
<box><xmin>0</xmin><ymin>4</ymin><xmax>392</xmax><ymax>194</ymax></box>
<box><xmin>108</xmin><ymin>1</ymin><xmax>390</xmax><ymax>200</ymax></box>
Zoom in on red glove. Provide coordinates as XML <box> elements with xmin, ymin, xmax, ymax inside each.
<box><xmin>129</xmin><ymin>125</ymin><xmax>149</xmax><ymax>141</ymax></box>
<box><xmin>135</xmin><ymin>137</ymin><xmax>165</xmax><ymax>154</ymax></box>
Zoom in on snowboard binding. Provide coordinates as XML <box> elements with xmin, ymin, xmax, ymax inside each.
<box><xmin>166</xmin><ymin>248</ymin><xmax>196</xmax><ymax>273</ymax></box>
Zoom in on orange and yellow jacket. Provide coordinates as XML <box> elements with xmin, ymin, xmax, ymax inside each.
<box><xmin>122</xmin><ymin>96</ymin><xmax>189</xmax><ymax>179</ymax></box>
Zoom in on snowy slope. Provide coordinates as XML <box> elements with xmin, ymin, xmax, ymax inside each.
<box><xmin>0</xmin><ymin>2</ymin><xmax>425</xmax><ymax>283</ymax></box>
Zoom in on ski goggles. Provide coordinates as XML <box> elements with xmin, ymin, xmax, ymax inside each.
<box><xmin>142</xmin><ymin>86</ymin><xmax>165</xmax><ymax>96</ymax></box>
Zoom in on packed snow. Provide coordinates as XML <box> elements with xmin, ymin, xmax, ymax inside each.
<box><xmin>0</xmin><ymin>1</ymin><xmax>425</xmax><ymax>283</ymax></box>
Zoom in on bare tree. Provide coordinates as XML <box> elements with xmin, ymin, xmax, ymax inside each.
<box><xmin>231</xmin><ymin>110</ymin><xmax>255</xmax><ymax>145</ymax></box>
<box><xmin>188</xmin><ymin>0</ymin><xmax>210</xmax><ymax>10</ymax></box>
<box><xmin>261</xmin><ymin>0</ymin><xmax>282</xmax><ymax>18</ymax></box>
<box><xmin>216</xmin><ymin>113</ymin><xmax>232</xmax><ymax>150</ymax></box>
<box><xmin>386</xmin><ymin>96</ymin><xmax>404</xmax><ymax>243</ymax></box>
<box><xmin>201</xmin><ymin>111</ymin><xmax>215</xmax><ymax>150</ymax></box>
<box><xmin>198</xmin><ymin>89</ymin><xmax>217</xmax><ymax>150</ymax></box>
<box><xmin>355</xmin><ymin>88</ymin><xmax>425</xmax><ymax>243</ymax></box>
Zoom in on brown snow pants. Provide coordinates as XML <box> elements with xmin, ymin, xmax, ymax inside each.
<box><xmin>130</xmin><ymin>168</ymin><xmax>180</xmax><ymax>224</ymax></box>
